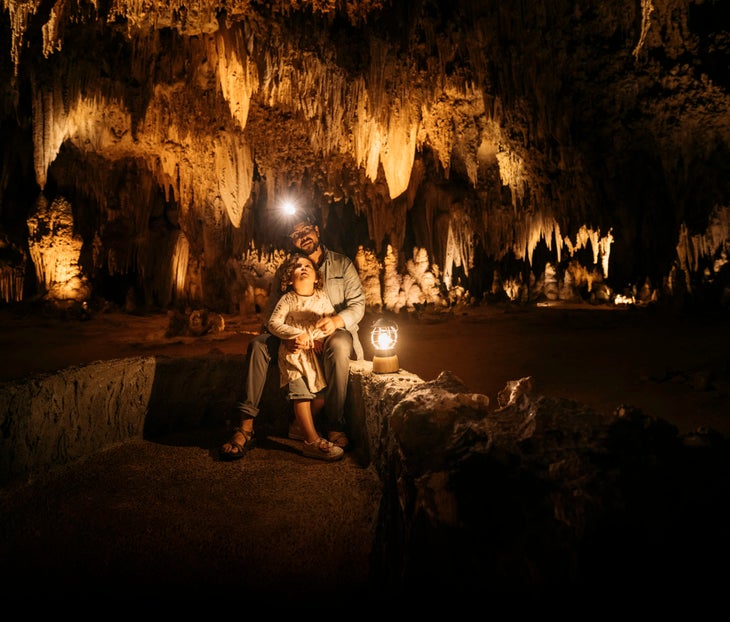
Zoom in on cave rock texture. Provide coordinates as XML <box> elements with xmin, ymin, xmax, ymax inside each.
<box><xmin>1</xmin><ymin>0</ymin><xmax>729</xmax><ymax>313</ymax></box>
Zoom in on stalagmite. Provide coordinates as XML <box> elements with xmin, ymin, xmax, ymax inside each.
<box><xmin>26</xmin><ymin>195</ymin><xmax>89</xmax><ymax>301</ymax></box>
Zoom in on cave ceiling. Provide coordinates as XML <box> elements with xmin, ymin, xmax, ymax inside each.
<box><xmin>1</xmin><ymin>0</ymin><xmax>729</xmax><ymax>311</ymax></box>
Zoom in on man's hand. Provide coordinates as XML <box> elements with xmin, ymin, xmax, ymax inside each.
<box><xmin>316</xmin><ymin>315</ymin><xmax>343</xmax><ymax>336</ymax></box>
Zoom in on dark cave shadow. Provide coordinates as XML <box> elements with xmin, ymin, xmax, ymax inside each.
<box><xmin>141</xmin><ymin>352</ymin><xmax>370</xmax><ymax>465</ymax></box>
<box><xmin>142</xmin><ymin>353</ymin><xmax>299</xmax><ymax>455</ymax></box>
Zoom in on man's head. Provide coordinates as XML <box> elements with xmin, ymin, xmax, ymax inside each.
<box><xmin>288</xmin><ymin>212</ymin><xmax>321</xmax><ymax>257</ymax></box>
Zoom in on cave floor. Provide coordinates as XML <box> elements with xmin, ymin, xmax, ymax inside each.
<box><xmin>1</xmin><ymin>301</ymin><xmax>729</xmax><ymax>608</ymax></box>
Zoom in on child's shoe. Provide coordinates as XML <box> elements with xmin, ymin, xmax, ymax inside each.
<box><xmin>288</xmin><ymin>419</ymin><xmax>306</xmax><ymax>440</ymax></box>
<box><xmin>303</xmin><ymin>437</ymin><xmax>344</xmax><ymax>461</ymax></box>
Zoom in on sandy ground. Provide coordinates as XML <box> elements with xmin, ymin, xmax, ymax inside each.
<box><xmin>1</xmin><ymin>301</ymin><xmax>729</xmax><ymax>436</ymax></box>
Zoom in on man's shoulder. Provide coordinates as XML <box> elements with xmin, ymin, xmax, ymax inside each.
<box><xmin>323</xmin><ymin>246</ymin><xmax>353</xmax><ymax>265</ymax></box>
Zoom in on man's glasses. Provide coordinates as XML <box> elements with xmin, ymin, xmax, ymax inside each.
<box><xmin>289</xmin><ymin>225</ymin><xmax>316</xmax><ymax>242</ymax></box>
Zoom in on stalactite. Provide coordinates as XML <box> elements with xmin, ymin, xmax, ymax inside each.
<box><xmin>418</xmin><ymin>84</ymin><xmax>486</xmax><ymax>187</ymax></box>
<box><xmin>137</xmin><ymin>226</ymin><xmax>185</xmax><ymax>308</ymax></box>
<box><xmin>442</xmin><ymin>209</ymin><xmax>474</xmax><ymax>290</ymax></box>
<box><xmin>132</xmin><ymin>81</ymin><xmax>251</xmax><ymax>230</ymax></box>
<box><xmin>0</xmin><ymin>233</ymin><xmax>26</xmax><ymax>303</ymax></box>
<box><xmin>380</xmin><ymin>99</ymin><xmax>419</xmax><ymax>200</ymax></box>
<box><xmin>255</xmin><ymin>36</ymin><xmax>420</xmax><ymax>200</ymax></box>
<box><xmin>564</xmin><ymin>225</ymin><xmax>613</xmax><ymax>277</ymax></box>
<box><xmin>352</xmin><ymin>77</ymin><xmax>380</xmax><ymax>183</ymax></box>
<box><xmin>495</xmin><ymin>149</ymin><xmax>528</xmax><ymax>208</ymax></box>
<box><xmin>0</xmin><ymin>263</ymin><xmax>24</xmax><ymax>303</ymax></box>
<box><xmin>108</xmin><ymin>0</ymin><xmax>220</xmax><ymax>35</ymax></box>
<box><xmin>525</xmin><ymin>214</ymin><xmax>545</xmax><ymax>267</ymax></box>
<box><xmin>419</xmin><ymin>95</ymin><xmax>455</xmax><ymax>177</ymax></box>
<box><xmin>41</xmin><ymin>4</ymin><xmax>63</xmax><ymax>59</ymax></box>
<box><xmin>676</xmin><ymin>205</ymin><xmax>730</xmax><ymax>276</ymax></box>
<box><xmin>264</xmin><ymin>170</ymin><xmax>279</xmax><ymax>213</ymax></box>
<box><xmin>632</xmin><ymin>0</ymin><xmax>655</xmax><ymax>61</ymax></box>
<box><xmin>213</xmin><ymin>28</ymin><xmax>260</xmax><ymax>131</ymax></box>
<box><xmin>31</xmin><ymin>62</ymin><xmax>135</xmax><ymax>189</ymax></box>
<box><xmin>598</xmin><ymin>230</ymin><xmax>613</xmax><ymax>278</ymax></box>
<box><xmin>31</xmin><ymin>75</ymin><xmax>66</xmax><ymax>189</ymax></box>
<box><xmin>3</xmin><ymin>0</ymin><xmax>38</xmax><ymax>74</ymax></box>
<box><xmin>214</xmin><ymin>133</ymin><xmax>253</xmax><ymax>228</ymax></box>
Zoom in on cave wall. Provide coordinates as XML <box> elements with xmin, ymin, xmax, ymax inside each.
<box><xmin>1</xmin><ymin>0</ymin><xmax>729</xmax><ymax>312</ymax></box>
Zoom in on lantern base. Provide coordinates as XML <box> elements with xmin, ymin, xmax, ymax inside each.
<box><xmin>372</xmin><ymin>354</ymin><xmax>399</xmax><ymax>374</ymax></box>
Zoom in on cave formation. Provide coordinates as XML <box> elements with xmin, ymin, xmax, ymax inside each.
<box><xmin>1</xmin><ymin>0</ymin><xmax>728</xmax><ymax>315</ymax></box>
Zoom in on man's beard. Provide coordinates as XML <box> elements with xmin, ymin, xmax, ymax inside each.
<box><xmin>304</xmin><ymin>241</ymin><xmax>321</xmax><ymax>256</ymax></box>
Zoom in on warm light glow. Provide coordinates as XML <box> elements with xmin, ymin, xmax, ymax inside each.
<box><xmin>614</xmin><ymin>294</ymin><xmax>635</xmax><ymax>305</ymax></box>
<box><xmin>281</xmin><ymin>200</ymin><xmax>297</xmax><ymax>217</ymax></box>
<box><xmin>371</xmin><ymin>318</ymin><xmax>399</xmax><ymax>374</ymax></box>
<box><xmin>374</xmin><ymin>330</ymin><xmax>394</xmax><ymax>350</ymax></box>
<box><xmin>371</xmin><ymin>319</ymin><xmax>398</xmax><ymax>353</ymax></box>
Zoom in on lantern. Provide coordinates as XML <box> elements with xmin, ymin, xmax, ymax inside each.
<box><xmin>371</xmin><ymin>318</ymin><xmax>399</xmax><ymax>374</ymax></box>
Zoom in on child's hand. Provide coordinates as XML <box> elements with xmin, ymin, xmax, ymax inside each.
<box><xmin>312</xmin><ymin>339</ymin><xmax>324</xmax><ymax>354</ymax></box>
<box><xmin>286</xmin><ymin>333</ymin><xmax>311</xmax><ymax>353</ymax></box>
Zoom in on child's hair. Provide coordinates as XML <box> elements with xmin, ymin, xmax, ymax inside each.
<box><xmin>280</xmin><ymin>253</ymin><xmax>324</xmax><ymax>293</ymax></box>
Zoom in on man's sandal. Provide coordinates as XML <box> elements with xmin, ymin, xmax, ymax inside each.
<box><xmin>220</xmin><ymin>427</ymin><xmax>254</xmax><ymax>461</ymax></box>
<box><xmin>328</xmin><ymin>431</ymin><xmax>349</xmax><ymax>451</ymax></box>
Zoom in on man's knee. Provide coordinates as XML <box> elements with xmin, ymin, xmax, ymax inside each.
<box><xmin>248</xmin><ymin>333</ymin><xmax>276</xmax><ymax>361</ymax></box>
<box><xmin>248</xmin><ymin>335</ymin><xmax>268</xmax><ymax>354</ymax></box>
<box><xmin>326</xmin><ymin>331</ymin><xmax>353</xmax><ymax>360</ymax></box>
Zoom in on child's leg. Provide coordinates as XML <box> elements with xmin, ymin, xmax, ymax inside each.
<box><xmin>290</xmin><ymin>381</ymin><xmax>342</xmax><ymax>461</ymax></box>
<box><xmin>293</xmin><ymin>399</ymin><xmax>319</xmax><ymax>444</ymax></box>
<box><xmin>296</xmin><ymin>396</ymin><xmax>344</xmax><ymax>461</ymax></box>
<box><xmin>311</xmin><ymin>396</ymin><xmax>325</xmax><ymax>419</ymax></box>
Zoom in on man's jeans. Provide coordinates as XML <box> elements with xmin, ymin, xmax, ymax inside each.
<box><xmin>237</xmin><ymin>329</ymin><xmax>354</xmax><ymax>431</ymax></box>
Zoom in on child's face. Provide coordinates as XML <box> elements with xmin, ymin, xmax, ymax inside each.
<box><xmin>291</xmin><ymin>257</ymin><xmax>316</xmax><ymax>290</ymax></box>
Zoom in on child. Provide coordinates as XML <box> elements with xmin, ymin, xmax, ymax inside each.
<box><xmin>267</xmin><ymin>254</ymin><xmax>344</xmax><ymax>461</ymax></box>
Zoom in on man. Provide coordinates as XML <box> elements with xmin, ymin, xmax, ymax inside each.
<box><xmin>220</xmin><ymin>209</ymin><xmax>365</xmax><ymax>460</ymax></box>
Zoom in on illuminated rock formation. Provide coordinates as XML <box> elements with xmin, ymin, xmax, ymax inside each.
<box><xmin>26</xmin><ymin>195</ymin><xmax>90</xmax><ymax>302</ymax></box>
<box><xmin>1</xmin><ymin>1</ymin><xmax>728</xmax><ymax>312</ymax></box>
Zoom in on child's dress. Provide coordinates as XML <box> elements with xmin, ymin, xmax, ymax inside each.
<box><xmin>267</xmin><ymin>289</ymin><xmax>336</xmax><ymax>393</ymax></box>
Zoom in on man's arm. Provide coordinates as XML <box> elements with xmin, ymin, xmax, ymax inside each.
<box><xmin>332</xmin><ymin>257</ymin><xmax>365</xmax><ymax>330</ymax></box>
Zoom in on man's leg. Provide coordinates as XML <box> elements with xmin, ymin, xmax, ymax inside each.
<box><xmin>237</xmin><ymin>332</ymin><xmax>279</xmax><ymax>420</ymax></box>
<box><xmin>221</xmin><ymin>332</ymin><xmax>278</xmax><ymax>460</ymax></box>
<box><xmin>321</xmin><ymin>329</ymin><xmax>353</xmax><ymax>447</ymax></box>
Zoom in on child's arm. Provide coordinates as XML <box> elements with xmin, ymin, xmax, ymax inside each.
<box><xmin>267</xmin><ymin>294</ymin><xmax>306</xmax><ymax>341</ymax></box>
